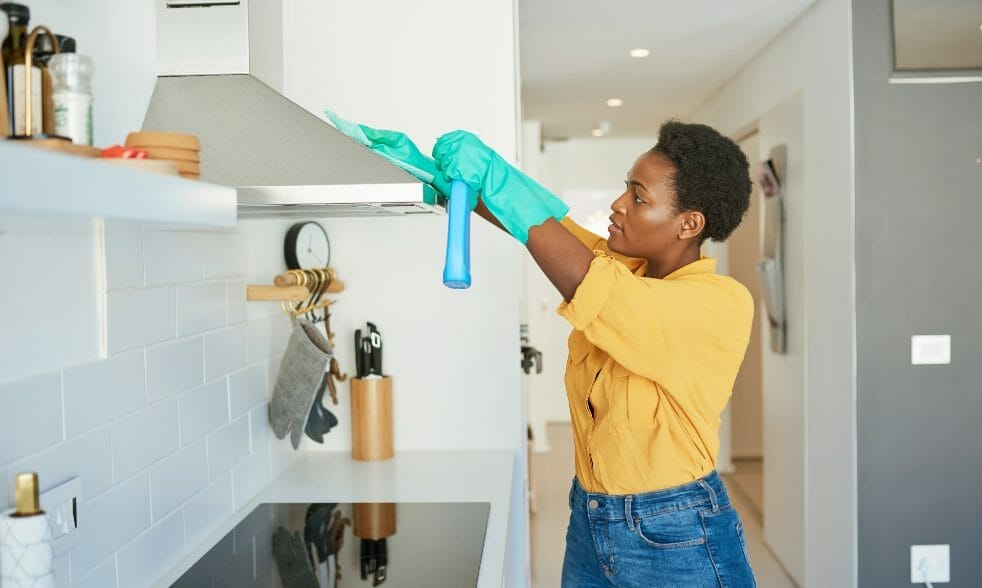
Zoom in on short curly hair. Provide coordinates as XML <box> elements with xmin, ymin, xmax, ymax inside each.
<box><xmin>651</xmin><ymin>120</ymin><xmax>751</xmax><ymax>242</ymax></box>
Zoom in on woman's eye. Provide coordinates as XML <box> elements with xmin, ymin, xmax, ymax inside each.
<box><xmin>633</xmin><ymin>192</ymin><xmax>644</xmax><ymax>204</ymax></box>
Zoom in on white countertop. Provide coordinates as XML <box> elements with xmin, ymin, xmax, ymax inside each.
<box><xmin>155</xmin><ymin>450</ymin><xmax>515</xmax><ymax>588</ymax></box>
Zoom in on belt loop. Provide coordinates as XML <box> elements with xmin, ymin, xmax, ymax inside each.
<box><xmin>699</xmin><ymin>480</ymin><xmax>719</xmax><ymax>513</ymax></box>
<box><xmin>624</xmin><ymin>495</ymin><xmax>635</xmax><ymax>531</ymax></box>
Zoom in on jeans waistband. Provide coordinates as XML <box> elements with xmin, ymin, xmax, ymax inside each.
<box><xmin>571</xmin><ymin>471</ymin><xmax>728</xmax><ymax>520</ymax></box>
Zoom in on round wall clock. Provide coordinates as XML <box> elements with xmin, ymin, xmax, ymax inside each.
<box><xmin>284</xmin><ymin>221</ymin><xmax>331</xmax><ymax>270</ymax></box>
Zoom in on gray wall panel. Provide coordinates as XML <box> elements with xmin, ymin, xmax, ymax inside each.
<box><xmin>854</xmin><ymin>1</ymin><xmax>982</xmax><ymax>586</ymax></box>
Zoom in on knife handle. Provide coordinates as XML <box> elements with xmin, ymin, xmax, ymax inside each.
<box><xmin>355</xmin><ymin>330</ymin><xmax>364</xmax><ymax>378</ymax></box>
<box><xmin>370</xmin><ymin>329</ymin><xmax>382</xmax><ymax>376</ymax></box>
<box><xmin>442</xmin><ymin>179</ymin><xmax>472</xmax><ymax>289</ymax></box>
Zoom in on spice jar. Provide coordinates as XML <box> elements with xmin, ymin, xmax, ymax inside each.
<box><xmin>48</xmin><ymin>52</ymin><xmax>92</xmax><ymax>145</ymax></box>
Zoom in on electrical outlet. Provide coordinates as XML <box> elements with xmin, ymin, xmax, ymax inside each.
<box><xmin>911</xmin><ymin>544</ymin><xmax>950</xmax><ymax>584</ymax></box>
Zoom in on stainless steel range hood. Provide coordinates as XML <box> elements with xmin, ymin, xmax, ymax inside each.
<box><xmin>143</xmin><ymin>0</ymin><xmax>441</xmax><ymax>218</ymax></box>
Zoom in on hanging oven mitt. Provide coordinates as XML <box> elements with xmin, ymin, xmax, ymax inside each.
<box><xmin>270</xmin><ymin>319</ymin><xmax>332</xmax><ymax>449</ymax></box>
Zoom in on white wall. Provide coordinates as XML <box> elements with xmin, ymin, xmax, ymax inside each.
<box><xmin>0</xmin><ymin>217</ymin><xmax>297</xmax><ymax>587</ymax></box>
<box><xmin>277</xmin><ymin>0</ymin><xmax>523</xmax><ymax>453</ymax></box>
<box><xmin>690</xmin><ymin>0</ymin><xmax>856</xmax><ymax>585</ymax></box>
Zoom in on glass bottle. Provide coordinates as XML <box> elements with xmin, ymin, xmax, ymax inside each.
<box><xmin>0</xmin><ymin>2</ymin><xmax>41</xmax><ymax>136</ymax></box>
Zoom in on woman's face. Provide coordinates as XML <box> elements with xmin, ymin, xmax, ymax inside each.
<box><xmin>606</xmin><ymin>151</ymin><xmax>688</xmax><ymax>259</ymax></box>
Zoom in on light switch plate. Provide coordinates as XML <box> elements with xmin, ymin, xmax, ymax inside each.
<box><xmin>39</xmin><ymin>477</ymin><xmax>82</xmax><ymax>553</ymax></box>
<box><xmin>911</xmin><ymin>335</ymin><xmax>951</xmax><ymax>365</ymax></box>
<box><xmin>911</xmin><ymin>544</ymin><xmax>950</xmax><ymax>583</ymax></box>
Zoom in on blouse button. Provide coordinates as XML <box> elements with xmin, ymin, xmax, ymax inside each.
<box><xmin>588</xmin><ymin>499</ymin><xmax>600</xmax><ymax>509</ymax></box>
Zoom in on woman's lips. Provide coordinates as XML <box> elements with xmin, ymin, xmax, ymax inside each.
<box><xmin>608</xmin><ymin>223</ymin><xmax>623</xmax><ymax>235</ymax></box>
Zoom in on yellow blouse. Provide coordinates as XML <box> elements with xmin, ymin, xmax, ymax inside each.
<box><xmin>557</xmin><ymin>218</ymin><xmax>753</xmax><ymax>495</ymax></box>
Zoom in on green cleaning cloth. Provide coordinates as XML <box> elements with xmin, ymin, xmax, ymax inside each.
<box><xmin>325</xmin><ymin>109</ymin><xmax>470</xmax><ymax>207</ymax></box>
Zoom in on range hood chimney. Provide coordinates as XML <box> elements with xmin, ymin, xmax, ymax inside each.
<box><xmin>144</xmin><ymin>0</ymin><xmax>441</xmax><ymax>218</ymax></box>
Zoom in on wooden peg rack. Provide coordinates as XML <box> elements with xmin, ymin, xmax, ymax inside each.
<box><xmin>247</xmin><ymin>268</ymin><xmax>345</xmax><ymax>302</ymax></box>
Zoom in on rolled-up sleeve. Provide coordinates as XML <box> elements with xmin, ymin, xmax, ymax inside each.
<box><xmin>558</xmin><ymin>252</ymin><xmax>749</xmax><ymax>386</ymax></box>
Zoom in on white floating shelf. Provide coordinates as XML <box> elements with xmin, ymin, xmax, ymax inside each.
<box><xmin>0</xmin><ymin>141</ymin><xmax>237</xmax><ymax>228</ymax></box>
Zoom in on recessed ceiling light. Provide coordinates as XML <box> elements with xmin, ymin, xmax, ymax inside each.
<box><xmin>606</xmin><ymin>98</ymin><xmax>623</xmax><ymax>107</ymax></box>
<box><xmin>630</xmin><ymin>48</ymin><xmax>650</xmax><ymax>58</ymax></box>
<box><xmin>591</xmin><ymin>128</ymin><xmax>604</xmax><ymax>137</ymax></box>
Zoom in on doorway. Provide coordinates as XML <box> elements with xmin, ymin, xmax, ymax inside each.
<box><xmin>726</xmin><ymin>131</ymin><xmax>765</xmax><ymax>518</ymax></box>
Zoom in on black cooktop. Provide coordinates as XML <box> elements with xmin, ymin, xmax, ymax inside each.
<box><xmin>171</xmin><ymin>502</ymin><xmax>490</xmax><ymax>588</ymax></box>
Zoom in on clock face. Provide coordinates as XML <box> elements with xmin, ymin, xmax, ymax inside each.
<box><xmin>285</xmin><ymin>222</ymin><xmax>330</xmax><ymax>270</ymax></box>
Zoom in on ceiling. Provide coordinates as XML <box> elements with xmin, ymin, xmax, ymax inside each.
<box><xmin>519</xmin><ymin>0</ymin><xmax>816</xmax><ymax>140</ymax></box>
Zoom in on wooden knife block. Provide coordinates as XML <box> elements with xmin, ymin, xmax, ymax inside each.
<box><xmin>353</xmin><ymin>503</ymin><xmax>397</xmax><ymax>539</ymax></box>
<box><xmin>350</xmin><ymin>376</ymin><xmax>393</xmax><ymax>461</ymax></box>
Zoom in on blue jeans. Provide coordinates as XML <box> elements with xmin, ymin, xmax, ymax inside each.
<box><xmin>562</xmin><ymin>472</ymin><xmax>756</xmax><ymax>587</ymax></box>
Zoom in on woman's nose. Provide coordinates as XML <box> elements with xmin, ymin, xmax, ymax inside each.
<box><xmin>611</xmin><ymin>193</ymin><xmax>627</xmax><ymax>213</ymax></box>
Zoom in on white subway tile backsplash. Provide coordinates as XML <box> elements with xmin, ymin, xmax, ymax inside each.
<box><xmin>232</xmin><ymin>442</ymin><xmax>270</xmax><ymax>512</ymax></box>
<box><xmin>117</xmin><ymin>510</ymin><xmax>186</xmax><ymax>588</ymax></box>
<box><xmin>1</xmin><ymin>220</ymin><xmax>292</xmax><ymax>584</ymax></box>
<box><xmin>71</xmin><ymin>471</ymin><xmax>151</xmax><ymax>578</ymax></box>
<box><xmin>63</xmin><ymin>352</ymin><xmax>146</xmax><ymax>438</ymax></box>
<box><xmin>144</xmin><ymin>231</ymin><xmax>203</xmax><ymax>286</ymax></box>
<box><xmin>228</xmin><ymin>364</ymin><xmax>266</xmax><ymax>419</ymax></box>
<box><xmin>177</xmin><ymin>282</ymin><xmax>227</xmax><ymax>337</ymax></box>
<box><xmin>71</xmin><ymin>556</ymin><xmax>117</xmax><ymax>588</ymax></box>
<box><xmin>270</xmin><ymin>432</ymin><xmax>298</xmax><ymax>478</ymax></box>
<box><xmin>247</xmin><ymin>317</ymin><xmax>272</xmax><ymax>363</ymax></box>
<box><xmin>203</xmin><ymin>232</ymin><xmax>246</xmax><ymax>279</ymax></box>
<box><xmin>249</xmin><ymin>403</ymin><xmax>271</xmax><ymax>455</ymax></box>
<box><xmin>7</xmin><ymin>426</ymin><xmax>113</xmax><ymax>500</ymax></box>
<box><xmin>0</xmin><ymin>467</ymin><xmax>8</xmax><ymax>510</ymax></box>
<box><xmin>0</xmin><ymin>372</ymin><xmax>63</xmax><ymax>464</ymax></box>
<box><xmin>112</xmin><ymin>398</ymin><xmax>180</xmax><ymax>483</ymax></box>
<box><xmin>107</xmin><ymin>287</ymin><xmax>176</xmax><ymax>353</ymax></box>
<box><xmin>203</xmin><ymin>325</ymin><xmax>247</xmax><ymax>381</ymax></box>
<box><xmin>184</xmin><ymin>473</ymin><xmax>233</xmax><ymax>550</ymax></box>
<box><xmin>248</xmin><ymin>316</ymin><xmax>291</xmax><ymax>365</ymax></box>
<box><xmin>207</xmin><ymin>416</ymin><xmax>250</xmax><ymax>480</ymax></box>
<box><xmin>105</xmin><ymin>222</ymin><xmax>144</xmax><ymax>290</ymax></box>
<box><xmin>52</xmin><ymin>551</ymin><xmax>69</xmax><ymax>586</ymax></box>
<box><xmin>179</xmin><ymin>379</ymin><xmax>229</xmax><ymax>445</ymax></box>
<box><xmin>150</xmin><ymin>441</ymin><xmax>208</xmax><ymax>522</ymax></box>
<box><xmin>271</xmin><ymin>319</ymin><xmax>293</xmax><ymax>359</ymax></box>
<box><xmin>148</xmin><ymin>338</ymin><xmax>204</xmax><ymax>403</ymax></box>
<box><xmin>227</xmin><ymin>281</ymin><xmax>246</xmax><ymax>326</ymax></box>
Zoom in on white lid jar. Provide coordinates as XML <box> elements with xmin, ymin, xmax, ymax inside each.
<box><xmin>48</xmin><ymin>53</ymin><xmax>94</xmax><ymax>145</ymax></box>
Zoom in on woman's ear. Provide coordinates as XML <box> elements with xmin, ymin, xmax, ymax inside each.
<box><xmin>678</xmin><ymin>211</ymin><xmax>706</xmax><ymax>241</ymax></box>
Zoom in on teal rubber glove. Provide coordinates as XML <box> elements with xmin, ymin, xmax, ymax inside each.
<box><xmin>432</xmin><ymin>131</ymin><xmax>569</xmax><ymax>244</ymax></box>
<box><xmin>324</xmin><ymin>109</ymin><xmax>475</xmax><ymax>207</ymax></box>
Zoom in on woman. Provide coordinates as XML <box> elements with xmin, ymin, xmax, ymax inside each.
<box><xmin>434</xmin><ymin>120</ymin><xmax>756</xmax><ymax>587</ymax></box>
<box><xmin>354</xmin><ymin>117</ymin><xmax>756</xmax><ymax>586</ymax></box>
